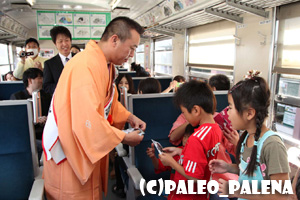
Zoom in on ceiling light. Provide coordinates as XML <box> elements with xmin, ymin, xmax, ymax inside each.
<box><xmin>74</xmin><ymin>5</ymin><xmax>82</xmax><ymax>10</ymax></box>
<box><xmin>26</xmin><ymin>0</ymin><xmax>35</xmax><ymax>6</ymax></box>
<box><xmin>63</xmin><ymin>5</ymin><xmax>71</xmax><ymax>9</ymax></box>
<box><xmin>111</xmin><ymin>0</ymin><xmax>121</xmax><ymax>10</ymax></box>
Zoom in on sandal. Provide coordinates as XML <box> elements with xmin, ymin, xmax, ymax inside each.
<box><xmin>112</xmin><ymin>184</ymin><xmax>126</xmax><ymax>198</ymax></box>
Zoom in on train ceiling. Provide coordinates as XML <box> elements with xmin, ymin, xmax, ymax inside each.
<box><xmin>0</xmin><ymin>0</ymin><xmax>299</xmax><ymax>44</ymax></box>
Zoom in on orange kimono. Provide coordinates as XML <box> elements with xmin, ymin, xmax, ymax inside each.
<box><xmin>43</xmin><ymin>40</ymin><xmax>130</xmax><ymax>200</ymax></box>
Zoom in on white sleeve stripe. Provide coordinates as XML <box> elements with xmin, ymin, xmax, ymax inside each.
<box><xmin>188</xmin><ymin>161</ymin><xmax>194</xmax><ymax>172</ymax></box>
<box><xmin>192</xmin><ymin>162</ymin><xmax>197</xmax><ymax>173</ymax></box>
<box><xmin>197</xmin><ymin>126</ymin><xmax>208</xmax><ymax>138</ymax></box>
<box><xmin>201</xmin><ymin>126</ymin><xmax>212</xmax><ymax>140</ymax></box>
<box><xmin>193</xmin><ymin>130</ymin><xmax>200</xmax><ymax>137</ymax></box>
<box><xmin>186</xmin><ymin>160</ymin><xmax>191</xmax><ymax>171</ymax></box>
<box><xmin>193</xmin><ymin>126</ymin><xmax>204</xmax><ymax>136</ymax></box>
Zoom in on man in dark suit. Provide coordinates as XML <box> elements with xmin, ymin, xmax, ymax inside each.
<box><xmin>43</xmin><ymin>26</ymin><xmax>73</xmax><ymax>95</ymax></box>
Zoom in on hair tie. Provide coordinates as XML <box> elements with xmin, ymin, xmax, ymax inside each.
<box><xmin>243</xmin><ymin>70</ymin><xmax>261</xmax><ymax>80</ymax></box>
<box><xmin>229</xmin><ymin>82</ymin><xmax>243</xmax><ymax>93</ymax></box>
<box><xmin>253</xmin><ymin>140</ymin><xmax>258</xmax><ymax>146</ymax></box>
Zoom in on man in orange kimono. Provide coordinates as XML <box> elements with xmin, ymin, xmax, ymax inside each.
<box><xmin>42</xmin><ymin>17</ymin><xmax>145</xmax><ymax>199</ymax></box>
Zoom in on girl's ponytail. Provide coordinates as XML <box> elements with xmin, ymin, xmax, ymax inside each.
<box><xmin>230</xmin><ymin>72</ymin><xmax>270</xmax><ymax>176</ymax></box>
<box><xmin>244</xmin><ymin>112</ymin><xmax>264</xmax><ymax>176</ymax></box>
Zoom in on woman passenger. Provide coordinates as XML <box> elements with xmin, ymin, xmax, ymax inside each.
<box><xmin>138</xmin><ymin>77</ymin><xmax>161</xmax><ymax>94</ymax></box>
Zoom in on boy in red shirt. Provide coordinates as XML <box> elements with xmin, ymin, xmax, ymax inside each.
<box><xmin>159</xmin><ymin>80</ymin><xmax>222</xmax><ymax>200</ymax></box>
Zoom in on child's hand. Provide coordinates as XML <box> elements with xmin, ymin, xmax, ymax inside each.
<box><xmin>162</xmin><ymin>147</ymin><xmax>182</xmax><ymax>156</ymax></box>
<box><xmin>158</xmin><ymin>153</ymin><xmax>174</xmax><ymax>167</ymax></box>
<box><xmin>209</xmin><ymin>159</ymin><xmax>229</xmax><ymax>174</ymax></box>
<box><xmin>223</xmin><ymin>126</ymin><xmax>239</xmax><ymax>146</ymax></box>
<box><xmin>146</xmin><ymin>143</ymin><xmax>156</xmax><ymax>159</ymax></box>
<box><xmin>218</xmin><ymin>178</ymin><xmax>231</xmax><ymax>197</ymax></box>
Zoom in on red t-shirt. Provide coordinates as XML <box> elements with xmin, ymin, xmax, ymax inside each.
<box><xmin>168</xmin><ymin>123</ymin><xmax>222</xmax><ymax>200</ymax></box>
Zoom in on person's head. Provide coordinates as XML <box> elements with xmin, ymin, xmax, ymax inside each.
<box><xmin>22</xmin><ymin>68</ymin><xmax>43</xmax><ymax>91</ymax></box>
<box><xmin>25</xmin><ymin>38</ymin><xmax>40</xmax><ymax>59</ymax></box>
<box><xmin>138</xmin><ymin>78</ymin><xmax>161</xmax><ymax>94</ymax></box>
<box><xmin>50</xmin><ymin>26</ymin><xmax>72</xmax><ymax>57</ymax></box>
<box><xmin>173</xmin><ymin>75</ymin><xmax>186</xmax><ymax>92</ymax></box>
<box><xmin>71</xmin><ymin>44</ymin><xmax>81</xmax><ymax>54</ymax></box>
<box><xmin>173</xmin><ymin>75</ymin><xmax>185</xmax><ymax>83</ymax></box>
<box><xmin>4</xmin><ymin>71</ymin><xmax>16</xmax><ymax>81</ymax></box>
<box><xmin>115</xmin><ymin>74</ymin><xmax>135</xmax><ymax>94</ymax></box>
<box><xmin>182</xmin><ymin>124</ymin><xmax>198</xmax><ymax>146</ymax></box>
<box><xmin>228</xmin><ymin>71</ymin><xmax>270</xmax><ymax>176</ymax></box>
<box><xmin>208</xmin><ymin>74</ymin><xmax>230</xmax><ymax>91</ymax></box>
<box><xmin>100</xmin><ymin>17</ymin><xmax>144</xmax><ymax>65</ymax></box>
<box><xmin>174</xmin><ymin>80</ymin><xmax>216</xmax><ymax>127</ymax></box>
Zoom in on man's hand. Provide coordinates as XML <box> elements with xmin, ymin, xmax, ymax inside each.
<box><xmin>38</xmin><ymin>116</ymin><xmax>47</xmax><ymax>124</ymax></box>
<box><xmin>127</xmin><ymin>114</ymin><xmax>146</xmax><ymax>131</ymax></box>
<box><xmin>122</xmin><ymin>130</ymin><xmax>144</xmax><ymax>146</ymax></box>
<box><xmin>19</xmin><ymin>51</ymin><xmax>26</xmax><ymax>64</ymax></box>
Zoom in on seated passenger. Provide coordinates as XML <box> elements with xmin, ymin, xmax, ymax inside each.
<box><xmin>14</xmin><ymin>38</ymin><xmax>48</xmax><ymax>79</ymax></box>
<box><xmin>208</xmin><ymin>74</ymin><xmax>230</xmax><ymax>91</ymax></box>
<box><xmin>159</xmin><ymin>80</ymin><xmax>222</xmax><ymax>200</ymax></box>
<box><xmin>146</xmin><ymin>124</ymin><xmax>196</xmax><ymax>180</ymax></box>
<box><xmin>4</xmin><ymin>71</ymin><xmax>17</xmax><ymax>81</ymax></box>
<box><xmin>71</xmin><ymin>44</ymin><xmax>81</xmax><ymax>55</ymax></box>
<box><xmin>10</xmin><ymin>68</ymin><xmax>51</xmax><ymax>161</ymax></box>
<box><xmin>138</xmin><ymin>77</ymin><xmax>161</xmax><ymax>94</ymax></box>
<box><xmin>115</xmin><ymin>73</ymin><xmax>136</xmax><ymax>96</ymax></box>
<box><xmin>162</xmin><ymin>75</ymin><xmax>186</xmax><ymax>93</ymax></box>
<box><xmin>131</xmin><ymin>62</ymin><xmax>150</xmax><ymax>77</ymax></box>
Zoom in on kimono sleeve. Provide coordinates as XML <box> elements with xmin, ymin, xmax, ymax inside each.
<box><xmin>70</xmin><ymin>83</ymin><xmax>126</xmax><ymax>164</ymax></box>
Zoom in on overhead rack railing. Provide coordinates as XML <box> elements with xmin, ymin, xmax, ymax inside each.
<box><xmin>140</xmin><ymin>0</ymin><xmax>300</xmax><ymax>34</ymax></box>
<box><xmin>0</xmin><ymin>12</ymin><xmax>29</xmax><ymax>42</ymax></box>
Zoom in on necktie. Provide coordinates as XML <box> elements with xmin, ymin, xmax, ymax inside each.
<box><xmin>66</xmin><ymin>57</ymin><xmax>69</xmax><ymax>62</ymax></box>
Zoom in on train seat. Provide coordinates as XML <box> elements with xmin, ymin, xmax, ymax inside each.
<box><xmin>0</xmin><ymin>100</ymin><xmax>44</xmax><ymax>200</ymax></box>
<box><xmin>132</xmin><ymin>77</ymin><xmax>173</xmax><ymax>93</ymax></box>
<box><xmin>119</xmin><ymin>71</ymin><xmax>137</xmax><ymax>77</ymax></box>
<box><xmin>122</xmin><ymin>93</ymin><xmax>181</xmax><ymax>199</ymax></box>
<box><xmin>0</xmin><ymin>81</ymin><xmax>24</xmax><ymax>100</ymax></box>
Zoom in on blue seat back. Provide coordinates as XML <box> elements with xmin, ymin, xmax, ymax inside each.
<box><xmin>214</xmin><ymin>91</ymin><xmax>229</xmax><ymax>112</ymax></box>
<box><xmin>118</xmin><ymin>68</ymin><xmax>128</xmax><ymax>72</ymax></box>
<box><xmin>0</xmin><ymin>100</ymin><xmax>38</xmax><ymax>200</ymax></box>
<box><xmin>0</xmin><ymin>82</ymin><xmax>24</xmax><ymax>100</ymax></box>
<box><xmin>133</xmin><ymin>77</ymin><xmax>172</xmax><ymax>93</ymax></box>
<box><xmin>128</xmin><ymin>93</ymin><xmax>181</xmax><ymax>181</ymax></box>
<box><xmin>119</xmin><ymin>71</ymin><xmax>136</xmax><ymax>77</ymax></box>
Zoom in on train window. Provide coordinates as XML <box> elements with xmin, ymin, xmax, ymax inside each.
<box><xmin>271</xmin><ymin>2</ymin><xmax>300</xmax><ymax>141</ymax></box>
<box><xmin>0</xmin><ymin>43</ymin><xmax>11</xmax><ymax>75</ymax></box>
<box><xmin>187</xmin><ymin>20</ymin><xmax>235</xmax><ymax>81</ymax></box>
<box><xmin>135</xmin><ymin>44</ymin><xmax>144</xmax><ymax>66</ymax></box>
<box><xmin>153</xmin><ymin>38</ymin><xmax>172</xmax><ymax>75</ymax></box>
<box><xmin>188</xmin><ymin>20</ymin><xmax>235</xmax><ymax>67</ymax></box>
<box><xmin>187</xmin><ymin>21</ymin><xmax>235</xmax><ymax>82</ymax></box>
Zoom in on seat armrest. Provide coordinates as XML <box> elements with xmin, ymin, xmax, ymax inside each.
<box><xmin>115</xmin><ymin>143</ymin><xmax>128</xmax><ymax>157</ymax></box>
<box><xmin>127</xmin><ymin>167</ymin><xmax>144</xmax><ymax>190</ymax></box>
<box><xmin>29</xmin><ymin>179</ymin><xmax>44</xmax><ymax>200</ymax></box>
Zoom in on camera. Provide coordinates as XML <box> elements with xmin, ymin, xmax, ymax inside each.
<box><xmin>19</xmin><ymin>51</ymin><xmax>34</xmax><ymax>58</ymax></box>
